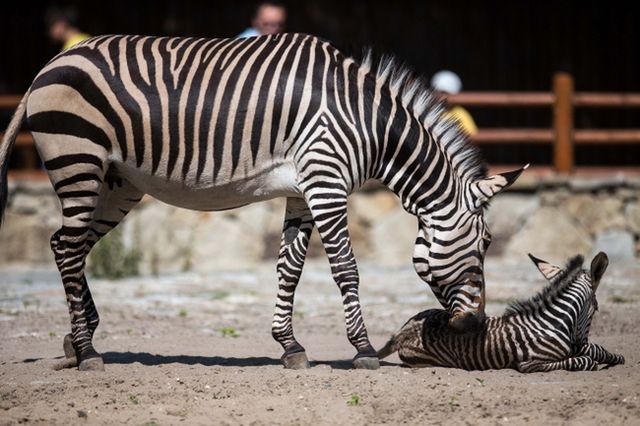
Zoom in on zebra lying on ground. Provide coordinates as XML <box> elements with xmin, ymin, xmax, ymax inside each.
<box><xmin>0</xmin><ymin>34</ymin><xmax>526</xmax><ymax>371</ymax></box>
<box><xmin>378</xmin><ymin>252</ymin><xmax>625</xmax><ymax>372</ymax></box>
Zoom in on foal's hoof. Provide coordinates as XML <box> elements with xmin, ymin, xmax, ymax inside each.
<box><xmin>281</xmin><ymin>351</ymin><xmax>310</xmax><ymax>370</ymax></box>
<box><xmin>63</xmin><ymin>334</ymin><xmax>75</xmax><ymax>359</ymax></box>
<box><xmin>353</xmin><ymin>356</ymin><xmax>380</xmax><ymax>370</ymax></box>
<box><xmin>78</xmin><ymin>356</ymin><xmax>105</xmax><ymax>371</ymax></box>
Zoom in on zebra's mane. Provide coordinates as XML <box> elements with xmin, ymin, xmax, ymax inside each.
<box><xmin>358</xmin><ymin>50</ymin><xmax>488</xmax><ymax>182</ymax></box>
<box><xmin>503</xmin><ymin>255</ymin><xmax>586</xmax><ymax>317</ymax></box>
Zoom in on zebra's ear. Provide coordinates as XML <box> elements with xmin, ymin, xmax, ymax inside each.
<box><xmin>528</xmin><ymin>253</ymin><xmax>563</xmax><ymax>283</ymax></box>
<box><xmin>590</xmin><ymin>252</ymin><xmax>609</xmax><ymax>292</ymax></box>
<box><xmin>469</xmin><ymin>164</ymin><xmax>529</xmax><ymax>209</ymax></box>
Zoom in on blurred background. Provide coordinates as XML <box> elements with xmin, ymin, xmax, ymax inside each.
<box><xmin>0</xmin><ymin>0</ymin><xmax>638</xmax><ymax>275</ymax></box>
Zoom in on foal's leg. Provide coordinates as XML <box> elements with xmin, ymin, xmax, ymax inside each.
<box><xmin>577</xmin><ymin>343</ymin><xmax>625</xmax><ymax>367</ymax></box>
<box><xmin>272</xmin><ymin>197</ymin><xmax>315</xmax><ymax>369</ymax></box>
<box><xmin>516</xmin><ymin>356</ymin><xmax>599</xmax><ymax>373</ymax></box>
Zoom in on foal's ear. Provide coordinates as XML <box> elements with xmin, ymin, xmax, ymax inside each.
<box><xmin>590</xmin><ymin>252</ymin><xmax>609</xmax><ymax>292</ymax></box>
<box><xmin>469</xmin><ymin>164</ymin><xmax>529</xmax><ymax>209</ymax></box>
<box><xmin>528</xmin><ymin>253</ymin><xmax>562</xmax><ymax>282</ymax></box>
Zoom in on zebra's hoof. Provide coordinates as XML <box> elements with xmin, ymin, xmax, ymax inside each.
<box><xmin>353</xmin><ymin>356</ymin><xmax>380</xmax><ymax>370</ymax></box>
<box><xmin>63</xmin><ymin>333</ymin><xmax>75</xmax><ymax>359</ymax></box>
<box><xmin>281</xmin><ymin>351</ymin><xmax>310</xmax><ymax>369</ymax></box>
<box><xmin>78</xmin><ymin>356</ymin><xmax>105</xmax><ymax>371</ymax></box>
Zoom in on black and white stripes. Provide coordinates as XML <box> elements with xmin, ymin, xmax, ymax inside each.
<box><xmin>379</xmin><ymin>253</ymin><xmax>625</xmax><ymax>372</ymax></box>
<box><xmin>0</xmin><ymin>33</ymin><xmax>525</xmax><ymax>370</ymax></box>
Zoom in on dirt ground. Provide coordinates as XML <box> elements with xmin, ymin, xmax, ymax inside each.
<box><xmin>1</xmin><ymin>258</ymin><xmax>639</xmax><ymax>425</ymax></box>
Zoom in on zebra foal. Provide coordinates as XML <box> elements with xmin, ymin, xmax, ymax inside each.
<box><xmin>378</xmin><ymin>252</ymin><xmax>625</xmax><ymax>372</ymax></box>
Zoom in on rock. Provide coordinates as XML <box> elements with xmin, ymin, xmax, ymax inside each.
<box><xmin>348</xmin><ymin>191</ymin><xmax>400</xmax><ymax>226</ymax></box>
<box><xmin>592</xmin><ymin>230</ymin><xmax>635</xmax><ymax>262</ymax></box>
<box><xmin>0</xmin><ymin>211</ymin><xmax>57</xmax><ymax>264</ymax></box>
<box><xmin>561</xmin><ymin>194</ymin><xmax>625</xmax><ymax>235</ymax></box>
<box><xmin>505</xmin><ymin>207</ymin><xmax>592</xmax><ymax>260</ymax></box>
<box><xmin>539</xmin><ymin>188</ymin><xmax>571</xmax><ymax>206</ymax></box>
<box><xmin>625</xmin><ymin>201</ymin><xmax>640</xmax><ymax>234</ymax></box>
<box><xmin>122</xmin><ymin>199</ymin><xmax>287</xmax><ymax>273</ymax></box>
<box><xmin>568</xmin><ymin>176</ymin><xmax>626</xmax><ymax>191</ymax></box>
<box><xmin>370</xmin><ymin>207</ymin><xmax>416</xmax><ymax>267</ymax></box>
<box><xmin>485</xmin><ymin>194</ymin><xmax>539</xmax><ymax>256</ymax></box>
<box><xmin>616</xmin><ymin>187</ymin><xmax>638</xmax><ymax>202</ymax></box>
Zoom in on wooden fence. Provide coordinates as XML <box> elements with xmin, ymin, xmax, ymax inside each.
<box><xmin>449</xmin><ymin>72</ymin><xmax>640</xmax><ymax>173</ymax></box>
<box><xmin>1</xmin><ymin>72</ymin><xmax>639</xmax><ymax>177</ymax></box>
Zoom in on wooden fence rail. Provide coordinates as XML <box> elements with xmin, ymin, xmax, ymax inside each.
<box><xmin>1</xmin><ymin>72</ymin><xmax>639</xmax><ymax>175</ymax></box>
<box><xmin>448</xmin><ymin>72</ymin><xmax>640</xmax><ymax>173</ymax></box>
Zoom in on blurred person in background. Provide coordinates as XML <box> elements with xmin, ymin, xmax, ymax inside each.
<box><xmin>45</xmin><ymin>5</ymin><xmax>91</xmax><ymax>51</ymax></box>
<box><xmin>431</xmin><ymin>70</ymin><xmax>478</xmax><ymax>136</ymax></box>
<box><xmin>238</xmin><ymin>1</ymin><xmax>287</xmax><ymax>38</ymax></box>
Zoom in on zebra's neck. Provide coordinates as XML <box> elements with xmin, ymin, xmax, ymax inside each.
<box><xmin>503</xmin><ymin>280</ymin><xmax>591</xmax><ymax>342</ymax></box>
<box><xmin>373</xmin><ymin>97</ymin><xmax>463</xmax><ymax>215</ymax></box>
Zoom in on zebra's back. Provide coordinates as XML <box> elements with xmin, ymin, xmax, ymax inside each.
<box><xmin>27</xmin><ymin>33</ymin><xmax>340</xmax><ymax>210</ymax></box>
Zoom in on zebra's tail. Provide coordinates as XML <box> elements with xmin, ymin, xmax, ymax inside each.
<box><xmin>0</xmin><ymin>89</ymin><xmax>30</xmax><ymax>228</ymax></box>
<box><xmin>377</xmin><ymin>337</ymin><xmax>398</xmax><ymax>359</ymax></box>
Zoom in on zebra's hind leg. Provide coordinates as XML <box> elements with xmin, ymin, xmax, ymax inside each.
<box><xmin>273</xmin><ymin>197</ymin><xmax>314</xmax><ymax>369</ymax></box>
<box><xmin>52</xmin><ymin>167</ymin><xmax>143</xmax><ymax>371</ymax></box>
<box><xmin>302</xmin><ymin>188</ymin><xmax>378</xmax><ymax>369</ymax></box>
<box><xmin>516</xmin><ymin>356</ymin><xmax>599</xmax><ymax>373</ymax></box>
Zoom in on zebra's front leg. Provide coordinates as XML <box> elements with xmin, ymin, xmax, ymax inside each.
<box><xmin>304</xmin><ymin>190</ymin><xmax>378</xmax><ymax>369</ymax></box>
<box><xmin>577</xmin><ymin>343</ymin><xmax>625</xmax><ymax>367</ymax></box>
<box><xmin>273</xmin><ymin>197</ymin><xmax>315</xmax><ymax>369</ymax></box>
<box><xmin>517</xmin><ymin>356</ymin><xmax>598</xmax><ymax>373</ymax></box>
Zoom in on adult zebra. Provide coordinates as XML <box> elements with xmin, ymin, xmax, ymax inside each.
<box><xmin>0</xmin><ymin>33</ymin><xmax>525</xmax><ymax>371</ymax></box>
<box><xmin>378</xmin><ymin>252</ymin><xmax>625</xmax><ymax>372</ymax></box>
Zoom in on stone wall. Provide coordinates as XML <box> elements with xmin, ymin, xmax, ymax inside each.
<box><xmin>0</xmin><ymin>176</ymin><xmax>638</xmax><ymax>272</ymax></box>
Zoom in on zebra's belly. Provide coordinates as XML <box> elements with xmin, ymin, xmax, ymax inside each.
<box><xmin>115</xmin><ymin>161</ymin><xmax>302</xmax><ymax>211</ymax></box>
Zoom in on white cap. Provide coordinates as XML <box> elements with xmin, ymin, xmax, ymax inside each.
<box><xmin>430</xmin><ymin>70</ymin><xmax>462</xmax><ymax>94</ymax></box>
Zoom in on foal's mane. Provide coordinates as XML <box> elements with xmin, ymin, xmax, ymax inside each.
<box><xmin>356</xmin><ymin>50</ymin><xmax>488</xmax><ymax>183</ymax></box>
<box><xmin>504</xmin><ymin>255</ymin><xmax>585</xmax><ymax>317</ymax></box>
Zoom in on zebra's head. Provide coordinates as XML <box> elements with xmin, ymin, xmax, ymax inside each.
<box><xmin>529</xmin><ymin>252</ymin><xmax>609</xmax><ymax>345</ymax></box>
<box><xmin>413</xmin><ymin>166</ymin><xmax>527</xmax><ymax>332</ymax></box>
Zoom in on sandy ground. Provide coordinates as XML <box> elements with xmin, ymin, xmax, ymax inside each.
<box><xmin>1</xmin><ymin>258</ymin><xmax>639</xmax><ymax>425</ymax></box>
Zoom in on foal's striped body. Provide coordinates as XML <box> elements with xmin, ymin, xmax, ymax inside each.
<box><xmin>379</xmin><ymin>253</ymin><xmax>625</xmax><ymax>372</ymax></box>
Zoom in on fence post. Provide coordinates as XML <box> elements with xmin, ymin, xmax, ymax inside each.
<box><xmin>553</xmin><ymin>72</ymin><xmax>574</xmax><ymax>173</ymax></box>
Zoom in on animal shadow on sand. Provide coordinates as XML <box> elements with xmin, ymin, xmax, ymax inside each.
<box><xmin>21</xmin><ymin>352</ymin><xmax>398</xmax><ymax>369</ymax></box>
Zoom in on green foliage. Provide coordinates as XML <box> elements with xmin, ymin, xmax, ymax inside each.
<box><xmin>448</xmin><ymin>396</ymin><xmax>460</xmax><ymax>411</ymax></box>
<box><xmin>179</xmin><ymin>309</ymin><xmax>188</xmax><ymax>318</ymax></box>
<box><xmin>220</xmin><ymin>326</ymin><xmax>240</xmax><ymax>338</ymax></box>
<box><xmin>88</xmin><ymin>227</ymin><xmax>141</xmax><ymax>279</ymax></box>
<box><xmin>347</xmin><ymin>394</ymin><xmax>361</xmax><ymax>406</ymax></box>
<box><xmin>208</xmin><ymin>290</ymin><xmax>230</xmax><ymax>300</ymax></box>
<box><xmin>609</xmin><ymin>295</ymin><xmax>635</xmax><ymax>304</ymax></box>
<box><xmin>129</xmin><ymin>394</ymin><xmax>139</xmax><ymax>405</ymax></box>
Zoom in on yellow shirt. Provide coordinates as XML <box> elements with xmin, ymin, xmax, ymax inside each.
<box><xmin>62</xmin><ymin>33</ymin><xmax>91</xmax><ymax>51</ymax></box>
<box><xmin>445</xmin><ymin>106</ymin><xmax>478</xmax><ymax>136</ymax></box>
